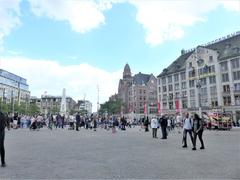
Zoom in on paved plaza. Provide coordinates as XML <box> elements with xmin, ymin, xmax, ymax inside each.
<box><xmin>1</xmin><ymin>127</ymin><xmax>240</xmax><ymax>179</ymax></box>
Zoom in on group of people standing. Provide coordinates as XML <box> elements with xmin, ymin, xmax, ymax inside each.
<box><xmin>182</xmin><ymin>113</ymin><xmax>205</xmax><ymax>150</ymax></box>
<box><xmin>0</xmin><ymin>110</ymin><xmax>206</xmax><ymax>168</ymax></box>
<box><xmin>148</xmin><ymin>112</ymin><xmax>205</xmax><ymax>150</ymax></box>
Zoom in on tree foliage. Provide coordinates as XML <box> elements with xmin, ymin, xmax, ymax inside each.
<box><xmin>0</xmin><ymin>99</ymin><xmax>40</xmax><ymax>115</ymax></box>
<box><xmin>99</xmin><ymin>98</ymin><xmax>123</xmax><ymax>115</ymax></box>
<box><xmin>50</xmin><ymin>106</ymin><xmax>60</xmax><ymax>115</ymax></box>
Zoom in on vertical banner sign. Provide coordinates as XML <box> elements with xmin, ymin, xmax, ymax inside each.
<box><xmin>129</xmin><ymin>105</ymin><xmax>132</xmax><ymax>113</ymax></box>
<box><xmin>157</xmin><ymin>102</ymin><xmax>161</xmax><ymax>114</ymax></box>
<box><xmin>144</xmin><ymin>102</ymin><xmax>147</xmax><ymax>114</ymax></box>
<box><xmin>175</xmin><ymin>100</ymin><xmax>180</xmax><ymax>113</ymax></box>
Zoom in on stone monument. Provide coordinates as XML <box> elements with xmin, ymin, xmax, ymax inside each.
<box><xmin>60</xmin><ymin>88</ymin><xmax>67</xmax><ymax>115</ymax></box>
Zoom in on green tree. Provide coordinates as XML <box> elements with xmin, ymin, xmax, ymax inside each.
<box><xmin>0</xmin><ymin>102</ymin><xmax>10</xmax><ymax>113</ymax></box>
<box><xmin>69</xmin><ymin>109</ymin><xmax>78</xmax><ymax>115</ymax></box>
<box><xmin>14</xmin><ymin>102</ymin><xmax>27</xmax><ymax>114</ymax></box>
<box><xmin>50</xmin><ymin>106</ymin><xmax>60</xmax><ymax>115</ymax></box>
<box><xmin>28</xmin><ymin>104</ymin><xmax>41</xmax><ymax>115</ymax></box>
<box><xmin>99</xmin><ymin>98</ymin><xmax>123</xmax><ymax>115</ymax></box>
<box><xmin>79</xmin><ymin>109</ymin><xmax>88</xmax><ymax>115</ymax></box>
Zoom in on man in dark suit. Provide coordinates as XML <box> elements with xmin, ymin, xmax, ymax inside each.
<box><xmin>0</xmin><ymin>111</ymin><xmax>10</xmax><ymax>167</ymax></box>
<box><xmin>160</xmin><ymin>114</ymin><xmax>168</xmax><ymax>139</ymax></box>
<box><xmin>76</xmin><ymin>112</ymin><xmax>80</xmax><ymax>131</ymax></box>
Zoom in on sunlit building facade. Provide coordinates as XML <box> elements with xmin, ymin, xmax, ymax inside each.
<box><xmin>0</xmin><ymin>69</ymin><xmax>30</xmax><ymax>104</ymax></box>
<box><xmin>157</xmin><ymin>32</ymin><xmax>240</xmax><ymax>122</ymax></box>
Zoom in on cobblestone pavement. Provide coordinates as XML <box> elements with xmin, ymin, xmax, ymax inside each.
<box><xmin>1</xmin><ymin>127</ymin><xmax>239</xmax><ymax>179</ymax></box>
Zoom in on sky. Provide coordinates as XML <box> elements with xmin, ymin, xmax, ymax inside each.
<box><xmin>0</xmin><ymin>0</ymin><xmax>240</xmax><ymax>111</ymax></box>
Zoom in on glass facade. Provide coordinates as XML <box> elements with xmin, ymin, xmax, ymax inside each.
<box><xmin>0</xmin><ymin>69</ymin><xmax>29</xmax><ymax>91</ymax></box>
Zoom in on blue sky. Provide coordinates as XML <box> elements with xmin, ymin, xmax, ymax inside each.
<box><xmin>0</xmin><ymin>0</ymin><xmax>240</xmax><ymax>111</ymax></box>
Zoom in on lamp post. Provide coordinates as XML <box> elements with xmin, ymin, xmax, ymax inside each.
<box><xmin>97</xmin><ymin>85</ymin><xmax>99</xmax><ymax>116</ymax></box>
<box><xmin>0</xmin><ymin>88</ymin><xmax>5</xmax><ymax>111</ymax></box>
<box><xmin>11</xmin><ymin>90</ymin><xmax>15</xmax><ymax>114</ymax></box>
<box><xmin>131</xmin><ymin>83</ymin><xmax>135</xmax><ymax>120</ymax></box>
<box><xmin>196</xmin><ymin>81</ymin><xmax>202</xmax><ymax>118</ymax></box>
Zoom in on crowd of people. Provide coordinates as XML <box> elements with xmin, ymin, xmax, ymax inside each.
<box><xmin>0</xmin><ymin>110</ymin><xmax>207</xmax><ymax>168</ymax></box>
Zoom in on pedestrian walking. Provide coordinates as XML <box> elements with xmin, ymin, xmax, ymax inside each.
<box><xmin>160</xmin><ymin>115</ymin><xmax>168</xmax><ymax>139</ymax></box>
<box><xmin>93</xmin><ymin>117</ymin><xmax>97</xmax><ymax>131</ymax></box>
<box><xmin>182</xmin><ymin>113</ymin><xmax>194</xmax><ymax>148</ymax></box>
<box><xmin>192</xmin><ymin>113</ymin><xmax>205</xmax><ymax>150</ymax></box>
<box><xmin>48</xmin><ymin>114</ymin><xmax>53</xmax><ymax>130</ymax></box>
<box><xmin>121</xmin><ymin>116</ymin><xmax>127</xmax><ymax>130</ymax></box>
<box><xmin>167</xmin><ymin>118</ymin><xmax>171</xmax><ymax>132</ymax></box>
<box><xmin>62</xmin><ymin>115</ymin><xmax>65</xmax><ymax>129</ymax></box>
<box><xmin>0</xmin><ymin>111</ymin><xmax>10</xmax><ymax>167</ymax></box>
<box><xmin>76</xmin><ymin>112</ymin><xmax>80</xmax><ymax>131</ymax></box>
<box><xmin>176</xmin><ymin>113</ymin><xmax>182</xmax><ymax>134</ymax></box>
<box><xmin>144</xmin><ymin>116</ymin><xmax>150</xmax><ymax>132</ymax></box>
<box><xmin>151</xmin><ymin>116</ymin><xmax>158</xmax><ymax>138</ymax></box>
<box><xmin>112</xmin><ymin>117</ymin><xmax>118</xmax><ymax>134</ymax></box>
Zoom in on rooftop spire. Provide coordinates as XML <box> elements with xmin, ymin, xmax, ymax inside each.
<box><xmin>123</xmin><ymin>63</ymin><xmax>131</xmax><ymax>78</ymax></box>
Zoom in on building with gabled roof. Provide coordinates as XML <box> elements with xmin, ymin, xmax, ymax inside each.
<box><xmin>118</xmin><ymin>64</ymin><xmax>157</xmax><ymax>114</ymax></box>
<box><xmin>157</xmin><ymin>31</ymin><xmax>240</xmax><ymax>123</ymax></box>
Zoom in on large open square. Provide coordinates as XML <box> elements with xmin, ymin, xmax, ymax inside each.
<box><xmin>1</xmin><ymin>127</ymin><xmax>240</xmax><ymax>179</ymax></box>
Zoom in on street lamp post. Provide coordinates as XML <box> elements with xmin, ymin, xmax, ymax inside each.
<box><xmin>97</xmin><ymin>85</ymin><xmax>99</xmax><ymax>116</ymax></box>
<box><xmin>196</xmin><ymin>81</ymin><xmax>202</xmax><ymax>118</ymax></box>
<box><xmin>11</xmin><ymin>90</ymin><xmax>15</xmax><ymax>114</ymax></box>
<box><xmin>0</xmin><ymin>88</ymin><xmax>5</xmax><ymax>111</ymax></box>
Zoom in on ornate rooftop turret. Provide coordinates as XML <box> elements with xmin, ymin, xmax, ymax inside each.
<box><xmin>123</xmin><ymin>63</ymin><xmax>132</xmax><ymax>78</ymax></box>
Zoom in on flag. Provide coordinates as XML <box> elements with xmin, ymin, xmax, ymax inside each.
<box><xmin>129</xmin><ymin>105</ymin><xmax>132</xmax><ymax>113</ymax></box>
<box><xmin>157</xmin><ymin>102</ymin><xmax>161</xmax><ymax>114</ymax></box>
<box><xmin>144</xmin><ymin>102</ymin><xmax>147</xmax><ymax>114</ymax></box>
<box><xmin>175</xmin><ymin>100</ymin><xmax>180</xmax><ymax>113</ymax></box>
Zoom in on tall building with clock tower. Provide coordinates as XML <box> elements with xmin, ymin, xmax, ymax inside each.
<box><xmin>118</xmin><ymin>64</ymin><xmax>158</xmax><ymax>114</ymax></box>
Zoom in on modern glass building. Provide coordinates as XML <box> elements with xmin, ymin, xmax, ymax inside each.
<box><xmin>0</xmin><ymin>69</ymin><xmax>30</xmax><ymax>104</ymax></box>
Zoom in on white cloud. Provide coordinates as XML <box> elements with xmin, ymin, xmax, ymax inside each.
<box><xmin>28</xmin><ymin>0</ymin><xmax>120</xmax><ymax>33</ymax></box>
<box><xmin>221</xmin><ymin>0</ymin><xmax>240</xmax><ymax>12</ymax></box>
<box><xmin>129</xmin><ymin>0</ymin><xmax>240</xmax><ymax>46</ymax></box>
<box><xmin>0</xmin><ymin>0</ymin><xmax>21</xmax><ymax>51</ymax></box>
<box><xmin>0</xmin><ymin>56</ymin><xmax>122</xmax><ymax>111</ymax></box>
<box><xmin>0</xmin><ymin>0</ymin><xmax>239</xmax><ymax>50</ymax></box>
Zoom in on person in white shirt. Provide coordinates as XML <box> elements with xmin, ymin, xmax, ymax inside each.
<box><xmin>176</xmin><ymin>113</ymin><xmax>182</xmax><ymax>133</ymax></box>
<box><xmin>167</xmin><ymin>118</ymin><xmax>171</xmax><ymax>132</ymax></box>
<box><xmin>151</xmin><ymin>117</ymin><xmax>158</xmax><ymax>139</ymax></box>
<box><xmin>182</xmin><ymin>112</ymin><xmax>194</xmax><ymax>148</ymax></box>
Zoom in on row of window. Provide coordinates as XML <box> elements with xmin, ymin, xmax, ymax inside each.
<box><xmin>128</xmin><ymin>89</ymin><xmax>147</xmax><ymax>95</ymax></box>
<box><xmin>162</xmin><ymin>99</ymin><xmax>188</xmax><ymax>109</ymax></box>
<box><xmin>161</xmin><ymin>76</ymin><xmax>216</xmax><ymax>92</ymax></box>
<box><xmin>129</xmin><ymin>96</ymin><xmax>147</xmax><ymax>101</ymax></box>
<box><xmin>0</xmin><ymin>76</ymin><xmax>29</xmax><ymax>91</ymax></box>
<box><xmin>159</xmin><ymin>58</ymin><xmax>239</xmax><ymax>86</ymax></box>
<box><xmin>161</xmin><ymin>95</ymin><xmax>240</xmax><ymax>109</ymax></box>
<box><xmin>161</xmin><ymin>85</ymin><xmax>218</xmax><ymax>101</ymax></box>
<box><xmin>189</xmin><ymin>65</ymin><xmax>216</xmax><ymax>78</ymax></box>
<box><xmin>161</xmin><ymin>82</ymin><xmax>240</xmax><ymax>101</ymax></box>
<box><xmin>221</xmin><ymin>58</ymin><xmax>240</xmax><ymax>71</ymax></box>
<box><xmin>160</xmin><ymin>72</ymin><xmax>186</xmax><ymax>85</ymax></box>
<box><xmin>223</xmin><ymin>83</ymin><xmax>240</xmax><ymax>92</ymax></box>
<box><xmin>222</xmin><ymin>70</ymin><xmax>240</xmax><ymax>82</ymax></box>
<box><xmin>129</xmin><ymin>102</ymin><xmax>157</xmax><ymax>108</ymax></box>
<box><xmin>161</xmin><ymin>81</ymin><xmax>187</xmax><ymax>92</ymax></box>
<box><xmin>42</xmin><ymin>99</ymin><xmax>73</xmax><ymax>103</ymax></box>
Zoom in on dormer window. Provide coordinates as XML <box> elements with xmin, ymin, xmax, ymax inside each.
<box><xmin>197</xmin><ymin>59</ymin><xmax>204</xmax><ymax>67</ymax></box>
<box><xmin>233</xmin><ymin>47</ymin><xmax>240</xmax><ymax>54</ymax></box>
<box><xmin>225</xmin><ymin>43</ymin><xmax>231</xmax><ymax>49</ymax></box>
<box><xmin>209</xmin><ymin>56</ymin><xmax>213</xmax><ymax>63</ymax></box>
<box><xmin>189</xmin><ymin>62</ymin><xmax>192</xmax><ymax>68</ymax></box>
